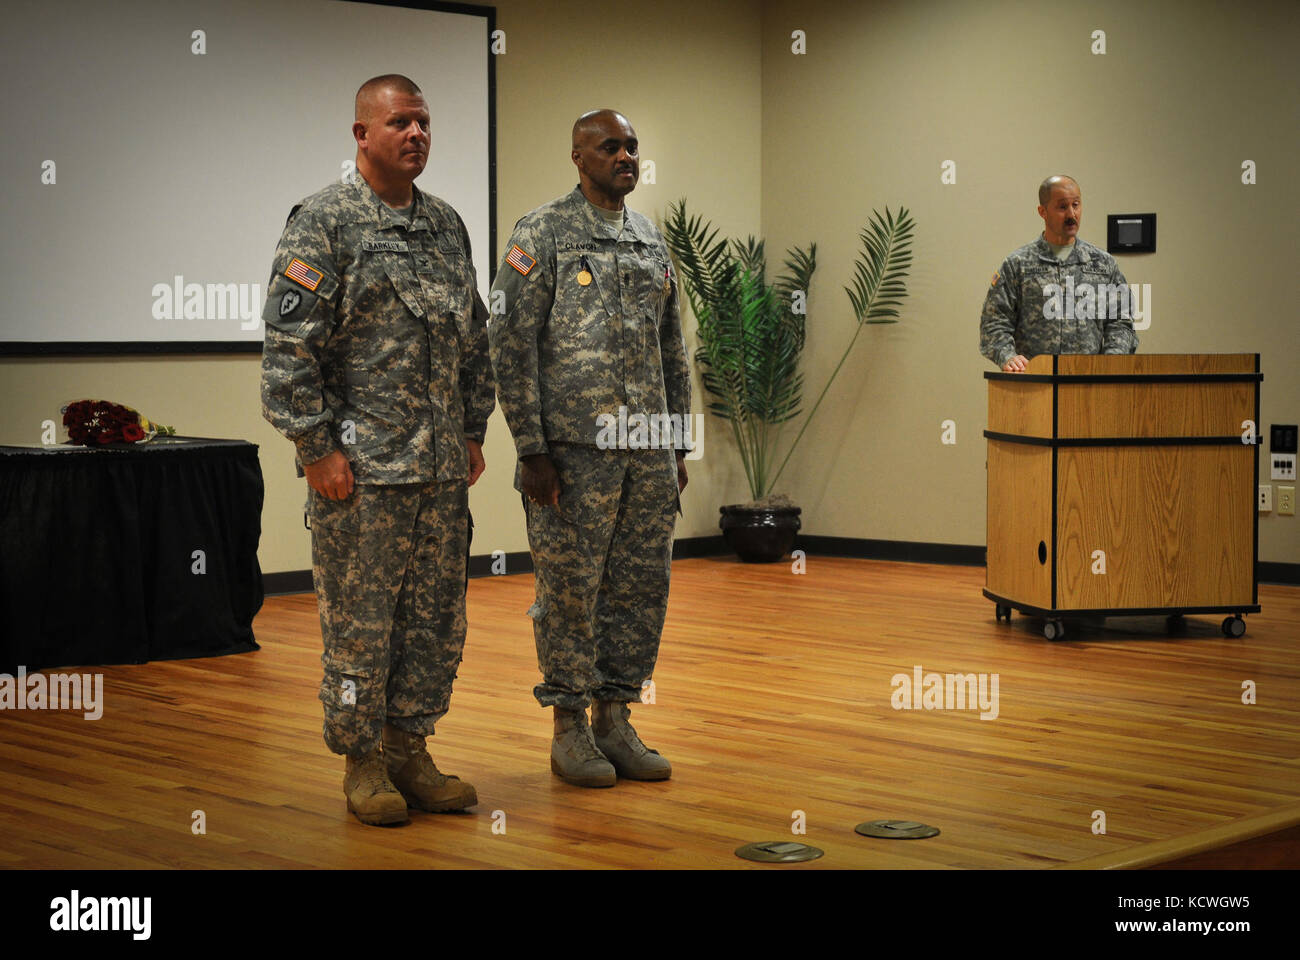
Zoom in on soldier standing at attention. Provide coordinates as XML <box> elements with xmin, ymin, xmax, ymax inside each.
<box><xmin>980</xmin><ymin>175</ymin><xmax>1138</xmax><ymax>371</ymax></box>
<box><xmin>489</xmin><ymin>110</ymin><xmax>692</xmax><ymax>787</ymax></box>
<box><xmin>260</xmin><ymin>75</ymin><xmax>494</xmax><ymax>826</ymax></box>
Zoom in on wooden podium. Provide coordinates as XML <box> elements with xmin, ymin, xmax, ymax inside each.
<box><xmin>983</xmin><ymin>354</ymin><xmax>1261</xmax><ymax>640</ymax></box>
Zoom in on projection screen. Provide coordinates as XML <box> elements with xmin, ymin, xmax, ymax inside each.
<box><xmin>0</xmin><ymin>0</ymin><xmax>495</xmax><ymax>354</ymax></box>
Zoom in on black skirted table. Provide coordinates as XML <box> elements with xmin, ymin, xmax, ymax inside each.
<box><xmin>0</xmin><ymin>438</ymin><xmax>264</xmax><ymax>672</ymax></box>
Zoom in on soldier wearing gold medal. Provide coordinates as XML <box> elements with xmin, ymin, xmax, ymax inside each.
<box><xmin>489</xmin><ymin>110</ymin><xmax>691</xmax><ymax>787</ymax></box>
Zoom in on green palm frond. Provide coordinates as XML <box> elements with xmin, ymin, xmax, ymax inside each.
<box><xmin>845</xmin><ymin>207</ymin><xmax>914</xmax><ymax>324</ymax></box>
<box><xmin>774</xmin><ymin>243</ymin><xmax>816</xmax><ymax>354</ymax></box>
<box><xmin>735</xmin><ymin>269</ymin><xmax>803</xmax><ymax>426</ymax></box>
<box><xmin>664</xmin><ymin>200</ymin><xmax>739</xmax><ymax>312</ymax></box>
<box><xmin>731</xmin><ymin>237</ymin><xmax>767</xmax><ymax>288</ymax></box>
<box><xmin>767</xmin><ymin>206</ymin><xmax>914</xmax><ymax>492</ymax></box>
<box><xmin>665</xmin><ymin>198</ymin><xmax>912</xmax><ymax>500</ymax></box>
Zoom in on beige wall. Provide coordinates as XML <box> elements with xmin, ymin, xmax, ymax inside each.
<box><xmin>3</xmin><ymin>0</ymin><xmax>1296</xmax><ymax>573</ymax></box>
<box><xmin>760</xmin><ymin>0</ymin><xmax>1298</xmax><ymax>563</ymax></box>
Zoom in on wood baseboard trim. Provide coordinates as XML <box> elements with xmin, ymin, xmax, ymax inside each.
<box><xmin>260</xmin><ymin>542</ymin><xmax>1297</xmax><ymax>593</ymax></box>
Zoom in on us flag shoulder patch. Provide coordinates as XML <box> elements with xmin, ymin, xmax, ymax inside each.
<box><xmin>506</xmin><ymin>244</ymin><xmax>537</xmax><ymax>276</ymax></box>
<box><xmin>285</xmin><ymin>258</ymin><xmax>325</xmax><ymax>291</ymax></box>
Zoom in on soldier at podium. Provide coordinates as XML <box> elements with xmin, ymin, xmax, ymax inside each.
<box><xmin>980</xmin><ymin>175</ymin><xmax>1138</xmax><ymax>372</ymax></box>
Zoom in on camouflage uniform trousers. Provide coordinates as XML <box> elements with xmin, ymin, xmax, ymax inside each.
<box><xmin>523</xmin><ymin>442</ymin><xmax>678</xmax><ymax>709</ymax></box>
<box><xmin>309</xmin><ymin>480</ymin><xmax>469</xmax><ymax>756</ymax></box>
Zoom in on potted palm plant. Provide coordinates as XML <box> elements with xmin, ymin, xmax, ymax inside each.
<box><xmin>664</xmin><ymin>201</ymin><xmax>915</xmax><ymax>562</ymax></box>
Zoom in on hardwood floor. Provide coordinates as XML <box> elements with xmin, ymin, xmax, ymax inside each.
<box><xmin>2</xmin><ymin>557</ymin><xmax>1297</xmax><ymax>869</ymax></box>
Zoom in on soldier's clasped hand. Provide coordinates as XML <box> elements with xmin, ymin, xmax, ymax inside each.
<box><xmin>304</xmin><ymin>449</ymin><xmax>355</xmax><ymax>500</ymax></box>
<box><xmin>520</xmin><ymin>453</ymin><xmax>561</xmax><ymax>506</ymax></box>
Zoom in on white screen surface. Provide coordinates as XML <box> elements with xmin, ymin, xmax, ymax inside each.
<box><xmin>0</xmin><ymin>0</ymin><xmax>493</xmax><ymax>350</ymax></box>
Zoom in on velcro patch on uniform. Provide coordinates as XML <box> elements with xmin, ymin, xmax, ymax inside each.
<box><xmin>362</xmin><ymin>238</ymin><xmax>409</xmax><ymax>253</ymax></box>
<box><xmin>262</xmin><ymin>274</ymin><xmax>320</xmax><ymax>334</ymax></box>
<box><xmin>279</xmin><ymin>289</ymin><xmax>302</xmax><ymax>317</ymax></box>
<box><xmin>285</xmin><ymin>258</ymin><xmax>325</xmax><ymax>291</ymax></box>
<box><xmin>506</xmin><ymin>245</ymin><xmax>537</xmax><ymax>276</ymax></box>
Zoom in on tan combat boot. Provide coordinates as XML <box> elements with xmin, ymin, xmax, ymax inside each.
<box><xmin>591</xmin><ymin>700</ymin><xmax>671</xmax><ymax>781</ymax></box>
<box><xmin>343</xmin><ymin>749</ymin><xmax>410</xmax><ymax>826</ymax></box>
<box><xmin>382</xmin><ymin>724</ymin><xmax>477</xmax><ymax>812</ymax></box>
<box><xmin>551</xmin><ymin>707</ymin><xmax>617</xmax><ymax>787</ymax></box>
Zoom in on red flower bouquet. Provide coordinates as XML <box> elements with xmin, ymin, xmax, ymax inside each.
<box><xmin>61</xmin><ymin>399</ymin><xmax>176</xmax><ymax>446</ymax></box>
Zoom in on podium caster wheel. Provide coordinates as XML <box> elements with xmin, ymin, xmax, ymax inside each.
<box><xmin>995</xmin><ymin>604</ymin><xmax>1011</xmax><ymax>622</ymax></box>
<box><xmin>1221</xmin><ymin>616</ymin><xmax>1245</xmax><ymax>638</ymax></box>
<box><xmin>1044</xmin><ymin>619</ymin><xmax>1066</xmax><ymax>641</ymax></box>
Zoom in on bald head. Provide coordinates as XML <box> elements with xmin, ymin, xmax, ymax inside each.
<box><xmin>572</xmin><ymin>109</ymin><xmax>629</xmax><ymax>149</ymax></box>
<box><xmin>1037</xmin><ymin>175</ymin><xmax>1083</xmax><ymax>245</ymax></box>
<box><xmin>351</xmin><ymin>75</ymin><xmax>429</xmax><ymax>205</ymax></box>
<box><xmin>570</xmin><ymin>109</ymin><xmax>639</xmax><ymax>209</ymax></box>
<box><xmin>1038</xmin><ymin>175</ymin><xmax>1079</xmax><ymax>206</ymax></box>
<box><xmin>356</xmin><ymin>74</ymin><xmax>422</xmax><ymax>122</ymax></box>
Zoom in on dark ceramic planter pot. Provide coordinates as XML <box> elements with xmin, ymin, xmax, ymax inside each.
<box><xmin>718</xmin><ymin>503</ymin><xmax>802</xmax><ymax>563</ymax></box>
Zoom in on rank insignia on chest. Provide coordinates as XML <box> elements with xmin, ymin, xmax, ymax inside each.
<box><xmin>285</xmin><ymin>258</ymin><xmax>325</xmax><ymax>292</ymax></box>
<box><xmin>506</xmin><ymin>244</ymin><xmax>537</xmax><ymax>276</ymax></box>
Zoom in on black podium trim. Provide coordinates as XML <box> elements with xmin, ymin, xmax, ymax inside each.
<box><xmin>1051</xmin><ymin>364</ymin><xmax>1059</xmax><ymax>609</ymax></box>
<box><xmin>984</xmin><ymin>371</ymin><xmax>1263</xmax><ymax>383</ymax></box>
<box><xmin>983</xmin><ymin>431</ymin><xmax>1253</xmax><ymax>447</ymax></box>
<box><xmin>981</xmin><ymin>589</ymin><xmax>1262</xmax><ymax>618</ymax></box>
<box><xmin>1253</xmin><ymin>355</ymin><xmax>1261</xmax><ymax>604</ymax></box>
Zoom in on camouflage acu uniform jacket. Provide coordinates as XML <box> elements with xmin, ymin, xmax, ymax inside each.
<box><xmin>489</xmin><ymin>186</ymin><xmax>692</xmax><ymax>457</ymax></box>
<box><xmin>979</xmin><ymin>235</ymin><xmax>1138</xmax><ymax>366</ymax></box>
<box><xmin>260</xmin><ymin>174</ymin><xmax>494</xmax><ymax>483</ymax></box>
